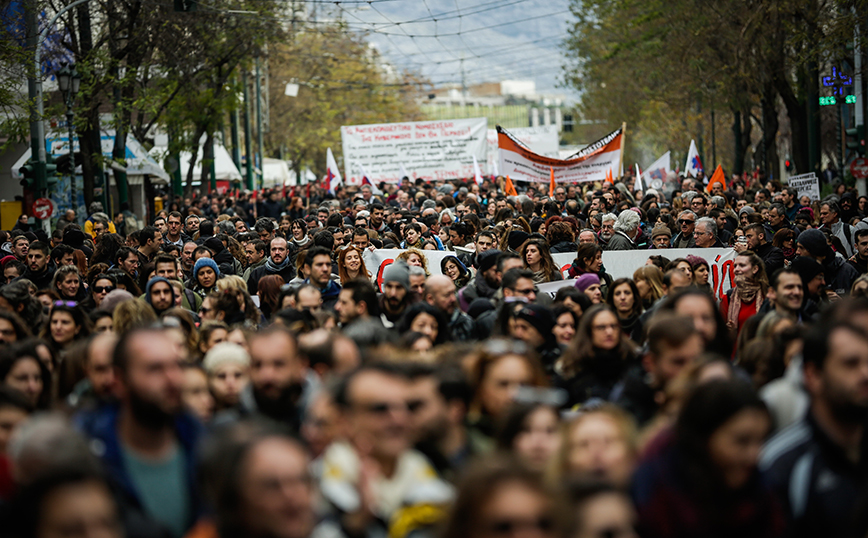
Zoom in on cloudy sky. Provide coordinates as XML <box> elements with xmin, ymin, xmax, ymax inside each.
<box><xmin>320</xmin><ymin>0</ymin><xmax>574</xmax><ymax>97</ymax></box>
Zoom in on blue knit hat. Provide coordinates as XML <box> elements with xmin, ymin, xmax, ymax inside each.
<box><xmin>145</xmin><ymin>276</ymin><xmax>176</xmax><ymax>308</ymax></box>
<box><xmin>193</xmin><ymin>257</ymin><xmax>220</xmax><ymax>280</ymax></box>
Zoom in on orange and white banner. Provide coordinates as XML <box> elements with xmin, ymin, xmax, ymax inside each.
<box><xmin>497</xmin><ymin>125</ymin><xmax>623</xmax><ymax>183</ymax></box>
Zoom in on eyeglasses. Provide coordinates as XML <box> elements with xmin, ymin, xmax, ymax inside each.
<box><xmin>53</xmin><ymin>301</ymin><xmax>78</xmax><ymax>308</ymax></box>
<box><xmin>93</xmin><ymin>286</ymin><xmax>114</xmax><ymax>294</ymax></box>
<box><xmin>592</xmin><ymin>323</ymin><xmax>619</xmax><ymax>332</ymax></box>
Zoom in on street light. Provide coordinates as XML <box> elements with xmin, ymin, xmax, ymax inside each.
<box><xmin>57</xmin><ymin>63</ymin><xmax>81</xmax><ymax>210</ymax></box>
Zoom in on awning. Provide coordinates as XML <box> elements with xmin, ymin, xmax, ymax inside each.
<box><xmin>11</xmin><ymin>128</ymin><xmax>169</xmax><ymax>182</ymax></box>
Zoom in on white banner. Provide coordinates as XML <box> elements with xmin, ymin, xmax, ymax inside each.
<box><xmin>497</xmin><ymin>126</ymin><xmax>622</xmax><ymax>184</ymax></box>
<box><xmin>486</xmin><ymin>126</ymin><xmax>559</xmax><ymax>176</ymax></box>
<box><xmin>341</xmin><ymin>118</ymin><xmax>488</xmax><ymax>185</ymax></box>
<box><xmin>364</xmin><ymin>247</ymin><xmax>738</xmax><ymax>300</ymax></box>
<box><xmin>788</xmin><ymin>173</ymin><xmax>820</xmax><ymax>202</ymax></box>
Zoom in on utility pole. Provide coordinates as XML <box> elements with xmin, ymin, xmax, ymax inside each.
<box><xmin>255</xmin><ymin>56</ymin><xmax>265</xmax><ymax>191</ymax></box>
<box><xmin>242</xmin><ymin>69</ymin><xmax>254</xmax><ymax>191</ymax></box>
<box><xmin>856</xmin><ymin>26</ymin><xmax>866</xmax><ymax>195</ymax></box>
<box><xmin>25</xmin><ymin>0</ymin><xmax>47</xmax><ymax>204</ymax></box>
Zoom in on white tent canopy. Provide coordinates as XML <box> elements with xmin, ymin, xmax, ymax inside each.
<box><xmin>150</xmin><ymin>142</ymin><xmax>242</xmax><ymax>183</ymax></box>
<box><xmin>262</xmin><ymin>158</ymin><xmax>291</xmax><ymax>187</ymax></box>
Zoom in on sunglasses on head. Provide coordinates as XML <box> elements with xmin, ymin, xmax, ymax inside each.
<box><xmin>53</xmin><ymin>300</ymin><xmax>78</xmax><ymax>308</ymax></box>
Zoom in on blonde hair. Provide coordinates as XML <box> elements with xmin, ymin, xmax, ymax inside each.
<box><xmin>216</xmin><ymin>274</ymin><xmax>247</xmax><ymax>293</ymax></box>
<box><xmin>396</xmin><ymin>248</ymin><xmax>430</xmax><ymax>276</ymax></box>
<box><xmin>633</xmin><ymin>265</ymin><xmax>665</xmax><ymax>302</ymax></box>
<box><xmin>113</xmin><ymin>298</ymin><xmax>158</xmax><ymax>334</ymax></box>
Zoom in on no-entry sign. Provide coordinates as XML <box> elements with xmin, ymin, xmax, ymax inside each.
<box><xmin>851</xmin><ymin>158</ymin><xmax>868</xmax><ymax>179</ymax></box>
<box><xmin>32</xmin><ymin>198</ymin><xmax>54</xmax><ymax>220</ymax></box>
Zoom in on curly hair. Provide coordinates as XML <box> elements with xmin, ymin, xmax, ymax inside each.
<box><xmin>545</xmin><ymin>221</ymin><xmax>575</xmax><ymax>245</ymax></box>
<box><xmin>396</xmin><ymin>248</ymin><xmax>430</xmax><ymax>276</ymax></box>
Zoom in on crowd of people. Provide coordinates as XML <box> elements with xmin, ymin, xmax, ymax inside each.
<box><xmin>0</xmin><ymin>171</ymin><xmax>866</xmax><ymax>538</ymax></box>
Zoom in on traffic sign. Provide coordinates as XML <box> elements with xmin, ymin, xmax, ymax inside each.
<box><xmin>32</xmin><ymin>198</ymin><xmax>54</xmax><ymax>220</ymax></box>
<box><xmin>851</xmin><ymin>158</ymin><xmax>868</xmax><ymax>179</ymax></box>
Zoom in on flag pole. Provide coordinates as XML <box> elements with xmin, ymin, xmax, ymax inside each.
<box><xmin>618</xmin><ymin>122</ymin><xmax>627</xmax><ymax>181</ymax></box>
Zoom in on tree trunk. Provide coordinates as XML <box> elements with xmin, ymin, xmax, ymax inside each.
<box><xmin>202</xmin><ymin>131</ymin><xmax>214</xmax><ymax>192</ymax></box>
<box><xmin>776</xmin><ymin>68</ymin><xmax>809</xmax><ymax>175</ymax></box>
<box><xmin>761</xmin><ymin>82</ymin><xmax>780</xmax><ymax>180</ymax></box>
<box><xmin>185</xmin><ymin>124</ymin><xmax>206</xmax><ymax>198</ymax></box>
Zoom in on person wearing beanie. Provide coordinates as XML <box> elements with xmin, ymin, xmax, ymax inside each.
<box><xmin>789</xmin><ymin>256</ymin><xmax>825</xmax><ymax>318</ymax></box>
<box><xmin>738</xmin><ymin>205</ymin><xmax>756</xmax><ymax>227</ymax></box>
<box><xmin>202</xmin><ymin>342</ymin><xmax>250</xmax><ymax>412</ymax></box>
<box><xmin>379</xmin><ymin>260</ymin><xmax>415</xmax><ymax>326</ymax></box>
<box><xmin>193</xmin><ymin>257</ymin><xmax>221</xmax><ymax>297</ymax></box>
<box><xmin>204</xmin><ymin>236</ymin><xmax>242</xmax><ymax>276</ymax></box>
<box><xmin>797</xmin><ymin>229</ymin><xmax>859</xmax><ymax>296</ymax></box>
<box><xmin>651</xmin><ymin>225</ymin><xmax>672</xmax><ymax>249</ymax></box>
<box><xmin>145</xmin><ymin>276</ymin><xmax>177</xmax><ymax>316</ymax></box>
<box><xmin>575</xmin><ymin>273</ymin><xmax>603</xmax><ymax>304</ymax></box>
<box><xmin>513</xmin><ymin>303</ymin><xmax>562</xmax><ymax>372</ymax></box>
<box><xmin>457</xmin><ymin>249</ymin><xmax>503</xmax><ymax>312</ymax></box>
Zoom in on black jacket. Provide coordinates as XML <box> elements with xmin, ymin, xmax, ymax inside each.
<box><xmin>760</xmin><ymin>411</ymin><xmax>868</xmax><ymax>538</ymax></box>
<box><xmin>18</xmin><ymin>260</ymin><xmax>56</xmax><ymax>290</ymax></box>
<box><xmin>755</xmin><ymin>242</ymin><xmax>786</xmax><ymax>277</ymax></box>
<box><xmin>246</xmin><ymin>262</ymin><xmax>296</xmax><ymax>296</ymax></box>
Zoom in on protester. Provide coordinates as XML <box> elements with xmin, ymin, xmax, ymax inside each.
<box><xmin>1</xmin><ymin>169</ymin><xmax>866</xmax><ymax>538</ymax></box>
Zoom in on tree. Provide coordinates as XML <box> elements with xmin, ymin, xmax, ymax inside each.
<box><xmin>265</xmin><ymin>24</ymin><xmax>426</xmax><ymax>181</ymax></box>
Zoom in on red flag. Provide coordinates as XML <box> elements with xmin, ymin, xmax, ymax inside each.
<box><xmin>706</xmin><ymin>164</ymin><xmax>727</xmax><ymax>193</ymax></box>
<box><xmin>505</xmin><ymin>175</ymin><xmax>518</xmax><ymax>197</ymax></box>
<box><xmin>549</xmin><ymin>167</ymin><xmax>556</xmax><ymax>198</ymax></box>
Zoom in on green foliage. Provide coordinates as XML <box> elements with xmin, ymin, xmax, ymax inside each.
<box><xmin>266</xmin><ymin>24</ymin><xmax>426</xmax><ymax>178</ymax></box>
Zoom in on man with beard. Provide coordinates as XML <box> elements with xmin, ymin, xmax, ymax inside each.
<box><xmin>246</xmin><ymin>237</ymin><xmax>296</xmax><ymax>297</ymax></box>
<box><xmin>761</xmin><ymin>319</ymin><xmax>868</xmax><ymax>538</ymax></box>
<box><xmin>145</xmin><ymin>277</ymin><xmax>176</xmax><ymax>316</ymax></box>
<box><xmin>598</xmin><ymin>213</ymin><xmax>616</xmax><ymax>248</ymax></box>
<box><xmin>76</xmin><ymin>327</ymin><xmax>202</xmax><ymax>538</ymax></box>
<box><xmin>379</xmin><ymin>260</ymin><xmax>416</xmax><ymax>326</ymax></box>
<box><xmin>321</xmin><ymin>363</ymin><xmax>451</xmax><ymax>537</ymax></box>
<box><xmin>18</xmin><ymin>241</ymin><xmax>55</xmax><ymax>289</ymax></box>
<box><xmin>231</xmin><ymin>327</ymin><xmax>312</xmax><ymax>434</ymax></box>
<box><xmin>457</xmin><ymin>249</ymin><xmax>502</xmax><ymax>312</ymax></box>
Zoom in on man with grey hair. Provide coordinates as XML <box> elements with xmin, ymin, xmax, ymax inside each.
<box><xmin>599</xmin><ymin>213</ymin><xmax>617</xmax><ymax>247</ymax></box>
<box><xmin>694</xmin><ymin>217</ymin><xmax>724</xmax><ymax>248</ymax></box>
<box><xmin>606</xmin><ymin>210</ymin><xmax>642</xmax><ymax>250</ymax></box>
<box><xmin>408</xmin><ymin>265</ymin><xmax>427</xmax><ymax>296</ymax></box>
<box><xmin>672</xmin><ymin>210</ymin><xmax>697</xmax><ymax>248</ymax></box>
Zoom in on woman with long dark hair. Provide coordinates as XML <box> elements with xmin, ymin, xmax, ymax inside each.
<box><xmin>568</xmin><ymin>242</ymin><xmax>612</xmax><ymax>293</ymax></box>
<box><xmin>39</xmin><ymin>302</ymin><xmax>91</xmax><ymax>355</ymax></box>
<box><xmin>520</xmin><ymin>238</ymin><xmax>563</xmax><ymax>284</ymax></box>
<box><xmin>555</xmin><ymin>304</ymin><xmax>637</xmax><ymax>407</ymax></box>
<box><xmin>606</xmin><ymin>278</ymin><xmax>644</xmax><ymax>338</ymax></box>
<box><xmin>632</xmin><ymin>380</ymin><xmax>783</xmax><ymax>538</ymax></box>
